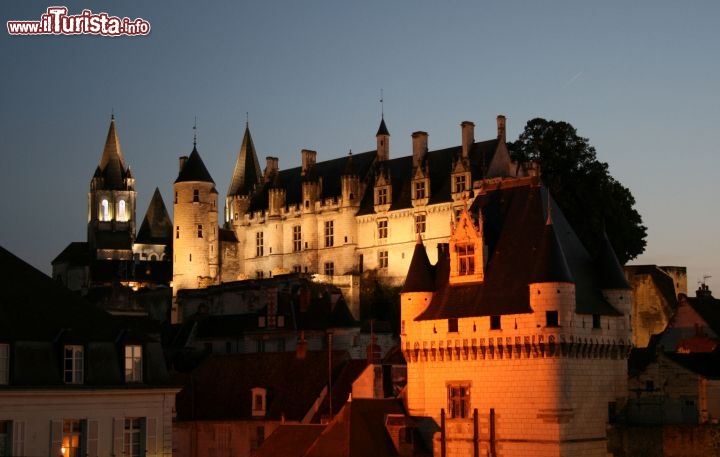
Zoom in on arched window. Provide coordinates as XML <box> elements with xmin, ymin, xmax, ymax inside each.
<box><xmin>118</xmin><ymin>200</ymin><xmax>126</xmax><ymax>221</ymax></box>
<box><xmin>101</xmin><ymin>199</ymin><xmax>109</xmax><ymax>221</ymax></box>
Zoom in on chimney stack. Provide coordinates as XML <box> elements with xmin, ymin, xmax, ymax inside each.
<box><xmin>412</xmin><ymin>131</ymin><xmax>428</xmax><ymax>169</ymax></box>
<box><xmin>497</xmin><ymin>115</ymin><xmax>506</xmax><ymax>143</ymax></box>
<box><xmin>178</xmin><ymin>156</ymin><xmax>188</xmax><ymax>172</ymax></box>
<box><xmin>461</xmin><ymin>121</ymin><xmax>475</xmax><ymax>159</ymax></box>
<box><xmin>264</xmin><ymin>156</ymin><xmax>279</xmax><ymax>182</ymax></box>
<box><xmin>301</xmin><ymin>149</ymin><xmax>317</xmax><ymax>176</ymax></box>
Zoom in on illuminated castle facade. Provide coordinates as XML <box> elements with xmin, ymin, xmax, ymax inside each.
<box><xmin>400</xmin><ymin>177</ymin><xmax>633</xmax><ymax>456</ymax></box>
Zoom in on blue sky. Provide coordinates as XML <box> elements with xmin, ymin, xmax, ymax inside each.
<box><xmin>2</xmin><ymin>1</ymin><xmax>719</xmax><ymax>292</ymax></box>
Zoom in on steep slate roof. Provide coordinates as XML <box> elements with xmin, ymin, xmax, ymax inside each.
<box><xmin>174</xmin><ymin>351</ymin><xmax>352</xmax><ymax>421</ymax></box>
<box><xmin>136</xmin><ymin>188</ymin><xmax>172</xmax><ymax>245</ymax></box>
<box><xmin>52</xmin><ymin>241</ymin><xmax>90</xmax><ymax>266</ymax></box>
<box><xmin>530</xmin><ymin>217</ymin><xmax>574</xmax><ymax>284</ymax></box>
<box><xmin>376</xmin><ymin>117</ymin><xmax>390</xmax><ymax>136</ymax></box>
<box><xmin>247</xmin><ymin>150</ymin><xmax>377</xmax><ymax>213</ymax></box>
<box><xmin>0</xmin><ymin>246</ymin><xmax>171</xmax><ymax>387</ymax></box>
<box><xmin>415</xmin><ymin>181</ymin><xmax>622</xmax><ymax>321</ymax></box>
<box><xmin>175</xmin><ymin>146</ymin><xmax>215</xmax><ymax>184</ymax></box>
<box><xmin>227</xmin><ymin>123</ymin><xmax>262</xmax><ymax>196</ymax></box>
<box><xmin>401</xmin><ymin>238</ymin><xmax>436</xmax><ymax>293</ymax></box>
<box><xmin>595</xmin><ymin>230</ymin><xmax>632</xmax><ymax>289</ymax></box>
<box><xmin>97</xmin><ymin>118</ymin><xmax>129</xmax><ymax>190</ymax></box>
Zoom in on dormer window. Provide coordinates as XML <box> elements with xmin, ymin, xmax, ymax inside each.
<box><xmin>456</xmin><ymin>244</ymin><xmax>475</xmax><ymax>275</ymax></box>
<box><xmin>414</xmin><ymin>181</ymin><xmax>426</xmax><ymax>200</ymax></box>
<box><xmin>449</xmin><ymin>206</ymin><xmax>484</xmax><ymax>284</ymax></box>
<box><xmin>124</xmin><ymin>345</ymin><xmax>142</xmax><ymax>383</ymax></box>
<box><xmin>251</xmin><ymin>387</ymin><xmax>267</xmax><ymax>417</ymax></box>
<box><xmin>63</xmin><ymin>345</ymin><xmax>84</xmax><ymax>384</ymax></box>
<box><xmin>454</xmin><ymin>175</ymin><xmax>466</xmax><ymax>193</ymax></box>
<box><xmin>376</xmin><ymin>187</ymin><xmax>388</xmax><ymax>205</ymax></box>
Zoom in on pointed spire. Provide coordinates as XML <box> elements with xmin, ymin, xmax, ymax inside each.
<box><xmin>402</xmin><ymin>236</ymin><xmax>436</xmax><ymax>293</ymax></box>
<box><xmin>227</xmin><ymin>122</ymin><xmax>262</xmax><ymax>196</ymax></box>
<box><xmin>530</xmin><ymin>215</ymin><xmax>574</xmax><ymax>284</ymax></box>
<box><xmin>136</xmin><ymin>188</ymin><xmax>172</xmax><ymax>245</ymax></box>
<box><xmin>595</xmin><ymin>227</ymin><xmax>632</xmax><ymax>289</ymax></box>
<box><xmin>376</xmin><ymin>116</ymin><xmax>390</xmax><ymax>137</ymax></box>
<box><xmin>175</xmin><ymin>145</ymin><xmax>215</xmax><ymax>184</ymax></box>
<box><xmin>97</xmin><ymin>117</ymin><xmax>128</xmax><ymax>189</ymax></box>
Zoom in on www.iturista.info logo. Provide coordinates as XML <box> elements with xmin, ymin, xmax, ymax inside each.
<box><xmin>7</xmin><ymin>7</ymin><xmax>151</xmax><ymax>36</ymax></box>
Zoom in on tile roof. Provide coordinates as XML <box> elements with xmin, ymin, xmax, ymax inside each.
<box><xmin>414</xmin><ymin>181</ymin><xmax>622</xmax><ymax>320</ymax></box>
<box><xmin>174</xmin><ymin>351</ymin><xmax>353</xmax><ymax>421</ymax></box>
<box><xmin>175</xmin><ymin>146</ymin><xmax>215</xmax><ymax>184</ymax></box>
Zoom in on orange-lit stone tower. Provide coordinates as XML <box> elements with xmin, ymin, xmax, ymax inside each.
<box><xmin>401</xmin><ymin>178</ymin><xmax>632</xmax><ymax>457</ymax></box>
<box><xmin>172</xmin><ymin>142</ymin><xmax>219</xmax><ymax>322</ymax></box>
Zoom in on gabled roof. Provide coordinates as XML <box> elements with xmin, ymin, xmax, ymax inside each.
<box><xmin>135</xmin><ymin>188</ymin><xmax>172</xmax><ymax>245</ymax></box>
<box><xmin>96</xmin><ymin>118</ymin><xmax>129</xmax><ymax>190</ymax></box>
<box><xmin>175</xmin><ymin>146</ymin><xmax>215</xmax><ymax>184</ymax></box>
<box><xmin>414</xmin><ymin>181</ymin><xmax>622</xmax><ymax>320</ymax></box>
<box><xmin>227</xmin><ymin>123</ymin><xmax>262</xmax><ymax>196</ymax></box>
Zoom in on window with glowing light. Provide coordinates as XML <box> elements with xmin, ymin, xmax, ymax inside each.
<box><xmin>0</xmin><ymin>344</ymin><xmax>8</xmax><ymax>385</ymax></box>
<box><xmin>61</xmin><ymin>419</ymin><xmax>83</xmax><ymax>457</ymax></box>
<box><xmin>447</xmin><ymin>384</ymin><xmax>471</xmax><ymax>419</ymax></box>
<box><xmin>100</xmin><ymin>199</ymin><xmax>109</xmax><ymax>221</ymax></box>
<box><xmin>118</xmin><ymin>200</ymin><xmax>126</xmax><ymax>221</ymax></box>
<box><xmin>456</xmin><ymin>244</ymin><xmax>475</xmax><ymax>275</ymax></box>
<box><xmin>63</xmin><ymin>345</ymin><xmax>83</xmax><ymax>384</ymax></box>
<box><xmin>124</xmin><ymin>345</ymin><xmax>142</xmax><ymax>383</ymax></box>
<box><xmin>123</xmin><ymin>418</ymin><xmax>144</xmax><ymax>457</ymax></box>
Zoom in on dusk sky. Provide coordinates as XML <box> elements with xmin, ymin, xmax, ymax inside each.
<box><xmin>2</xmin><ymin>1</ymin><xmax>719</xmax><ymax>291</ymax></box>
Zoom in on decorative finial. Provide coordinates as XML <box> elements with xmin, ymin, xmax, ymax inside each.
<box><xmin>111</xmin><ymin>108</ymin><xmax>115</xmax><ymax>121</ymax></box>
<box><xmin>246</xmin><ymin>111</ymin><xmax>249</xmax><ymax>127</ymax></box>
<box><xmin>348</xmin><ymin>149</ymin><xmax>352</xmax><ymax>156</ymax></box>
<box><xmin>380</xmin><ymin>89</ymin><xmax>384</xmax><ymax>118</ymax></box>
<box><xmin>193</xmin><ymin>116</ymin><xmax>198</xmax><ymax>148</ymax></box>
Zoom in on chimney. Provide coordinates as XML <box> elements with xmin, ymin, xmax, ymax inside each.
<box><xmin>296</xmin><ymin>331</ymin><xmax>308</xmax><ymax>359</ymax></box>
<box><xmin>264</xmin><ymin>156</ymin><xmax>279</xmax><ymax>182</ymax></box>
<box><xmin>178</xmin><ymin>156</ymin><xmax>188</xmax><ymax>172</ymax></box>
<box><xmin>461</xmin><ymin>121</ymin><xmax>475</xmax><ymax>159</ymax></box>
<box><xmin>412</xmin><ymin>131</ymin><xmax>428</xmax><ymax>169</ymax></box>
<box><xmin>301</xmin><ymin>149</ymin><xmax>317</xmax><ymax>176</ymax></box>
<box><xmin>497</xmin><ymin>115</ymin><xmax>506</xmax><ymax>143</ymax></box>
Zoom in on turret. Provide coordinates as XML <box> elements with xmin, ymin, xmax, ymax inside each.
<box><xmin>595</xmin><ymin>229</ymin><xmax>633</xmax><ymax>319</ymax></box>
<box><xmin>376</xmin><ymin>116</ymin><xmax>390</xmax><ymax>162</ymax></box>
<box><xmin>401</xmin><ymin>236</ymin><xmax>436</xmax><ymax>328</ymax></box>
<box><xmin>226</xmin><ymin>123</ymin><xmax>261</xmax><ymax>223</ymax></box>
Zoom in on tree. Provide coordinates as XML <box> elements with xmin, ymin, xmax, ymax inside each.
<box><xmin>509</xmin><ymin>118</ymin><xmax>646</xmax><ymax>264</ymax></box>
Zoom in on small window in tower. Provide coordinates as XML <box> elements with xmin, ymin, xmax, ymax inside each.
<box><xmin>324</xmin><ymin>262</ymin><xmax>334</xmax><ymax>276</ymax></box>
<box><xmin>193</xmin><ymin>189</ymin><xmax>199</xmax><ymax>202</ymax></box>
<box><xmin>256</xmin><ymin>232</ymin><xmax>264</xmax><ymax>257</ymax></box>
<box><xmin>447</xmin><ymin>383</ymin><xmax>471</xmax><ymax>419</ymax></box>
<box><xmin>101</xmin><ymin>199</ymin><xmax>109</xmax><ymax>221</ymax></box>
<box><xmin>174</xmin><ymin>192</ymin><xmax>178</xmax><ymax>204</ymax></box>
<box><xmin>176</xmin><ymin>226</ymin><xmax>180</xmax><ymax>239</ymax></box>
<box><xmin>592</xmin><ymin>314</ymin><xmax>601</xmax><ymax>329</ymax></box>
<box><xmin>189</xmin><ymin>254</ymin><xmax>192</xmax><ymax>262</ymax></box>
<box><xmin>293</xmin><ymin>226</ymin><xmax>302</xmax><ymax>252</ymax></box>
<box><xmin>197</xmin><ymin>224</ymin><xmax>203</xmax><ymax>238</ymax></box>
<box><xmin>324</xmin><ymin>221</ymin><xmax>334</xmax><ymax>247</ymax></box>
<box><xmin>490</xmin><ymin>315</ymin><xmax>501</xmax><ymax>330</ymax></box>
<box><xmin>448</xmin><ymin>318</ymin><xmax>458</xmax><ymax>333</ymax></box>
<box><xmin>546</xmin><ymin>311</ymin><xmax>559</xmax><ymax>328</ymax></box>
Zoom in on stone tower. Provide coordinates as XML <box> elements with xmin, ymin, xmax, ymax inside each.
<box><xmin>172</xmin><ymin>142</ymin><xmax>219</xmax><ymax>322</ymax></box>
<box><xmin>87</xmin><ymin>116</ymin><xmax>136</xmax><ymax>260</ymax></box>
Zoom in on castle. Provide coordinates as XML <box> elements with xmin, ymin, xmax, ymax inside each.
<box><xmin>53</xmin><ymin>113</ymin><xmax>522</xmax><ymax>323</ymax></box>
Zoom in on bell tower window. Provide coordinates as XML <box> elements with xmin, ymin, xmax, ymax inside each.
<box><xmin>100</xmin><ymin>199</ymin><xmax>109</xmax><ymax>221</ymax></box>
<box><xmin>118</xmin><ymin>200</ymin><xmax>126</xmax><ymax>222</ymax></box>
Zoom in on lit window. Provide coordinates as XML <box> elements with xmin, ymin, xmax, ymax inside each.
<box><xmin>447</xmin><ymin>384</ymin><xmax>471</xmax><ymax>418</ymax></box>
<box><xmin>490</xmin><ymin>315</ymin><xmax>501</xmax><ymax>330</ymax></box>
<box><xmin>63</xmin><ymin>345</ymin><xmax>83</xmax><ymax>384</ymax></box>
<box><xmin>415</xmin><ymin>213</ymin><xmax>426</xmax><ymax>234</ymax></box>
<box><xmin>324</xmin><ymin>262</ymin><xmax>334</xmax><ymax>276</ymax></box>
<box><xmin>414</xmin><ymin>181</ymin><xmax>426</xmax><ymax>200</ymax></box>
<box><xmin>193</xmin><ymin>189</ymin><xmax>199</xmax><ymax>202</ymax></box>
<box><xmin>378</xmin><ymin>220</ymin><xmax>388</xmax><ymax>239</ymax></box>
<box><xmin>324</xmin><ymin>221</ymin><xmax>334</xmax><ymax>247</ymax></box>
<box><xmin>197</xmin><ymin>224</ymin><xmax>203</xmax><ymax>238</ymax></box>
<box><xmin>118</xmin><ymin>200</ymin><xmax>126</xmax><ymax>221</ymax></box>
<box><xmin>62</xmin><ymin>419</ymin><xmax>83</xmax><ymax>457</ymax></box>
<box><xmin>456</xmin><ymin>244</ymin><xmax>475</xmax><ymax>275</ymax></box>
<box><xmin>124</xmin><ymin>345</ymin><xmax>142</xmax><ymax>383</ymax></box>
<box><xmin>0</xmin><ymin>344</ymin><xmax>8</xmax><ymax>385</ymax></box>
<box><xmin>378</xmin><ymin>250</ymin><xmax>388</xmax><ymax>269</ymax></box>
<box><xmin>256</xmin><ymin>232</ymin><xmax>264</xmax><ymax>257</ymax></box>
<box><xmin>376</xmin><ymin>187</ymin><xmax>388</xmax><ymax>205</ymax></box>
<box><xmin>100</xmin><ymin>199</ymin><xmax>109</xmax><ymax>221</ymax></box>
<box><xmin>454</xmin><ymin>175</ymin><xmax>466</xmax><ymax>193</ymax></box>
<box><xmin>123</xmin><ymin>418</ymin><xmax>144</xmax><ymax>457</ymax></box>
<box><xmin>293</xmin><ymin>226</ymin><xmax>302</xmax><ymax>252</ymax></box>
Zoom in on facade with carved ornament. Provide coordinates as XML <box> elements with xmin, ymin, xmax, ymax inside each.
<box><xmin>400</xmin><ymin>177</ymin><xmax>633</xmax><ymax>457</ymax></box>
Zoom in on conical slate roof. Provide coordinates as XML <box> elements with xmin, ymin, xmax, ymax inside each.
<box><xmin>98</xmin><ymin>118</ymin><xmax>128</xmax><ymax>189</ymax></box>
<box><xmin>595</xmin><ymin>230</ymin><xmax>631</xmax><ymax>289</ymax></box>
<box><xmin>401</xmin><ymin>236</ymin><xmax>435</xmax><ymax>293</ymax></box>
<box><xmin>175</xmin><ymin>146</ymin><xmax>215</xmax><ymax>184</ymax></box>
<box><xmin>376</xmin><ymin>117</ymin><xmax>390</xmax><ymax>136</ymax></box>
<box><xmin>227</xmin><ymin>124</ymin><xmax>262</xmax><ymax>196</ymax></box>
<box><xmin>136</xmin><ymin>188</ymin><xmax>172</xmax><ymax>245</ymax></box>
<box><xmin>530</xmin><ymin>217</ymin><xmax>574</xmax><ymax>284</ymax></box>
